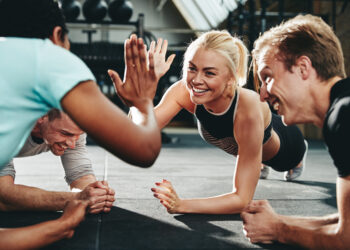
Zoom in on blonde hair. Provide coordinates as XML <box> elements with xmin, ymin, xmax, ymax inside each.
<box><xmin>253</xmin><ymin>14</ymin><xmax>345</xmax><ymax>91</ymax></box>
<box><xmin>183</xmin><ymin>30</ymin><xmax>249</xmax><ymax>87</ymax></box>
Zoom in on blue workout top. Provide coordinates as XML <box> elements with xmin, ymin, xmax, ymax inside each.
<box><xmin>0</xmin><ymin>37</ymin><xmax>95</xmax><ymax>167</ymax></box>
<box><xmin>195</xmin><ymin>89</ymin><xmax>272</xmax><ymax>156</ymax></box>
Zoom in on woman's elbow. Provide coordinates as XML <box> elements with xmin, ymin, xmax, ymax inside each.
<box><xmin>226</xmin><ymin>194</ymin><xmax>250</xmax><ymax>214</ymax></box>
<box><xmin>232</xmin><ymin>201</ymin><xmax>248</xmax><ymax>213</ymax></box>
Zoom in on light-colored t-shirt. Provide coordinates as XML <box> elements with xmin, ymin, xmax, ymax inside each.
<box><xmin>0</xmin><ymin>37</ymin><xmax>95</xmax><ymax>167</ymax></box>
<box><xmin>0</xmin><ymin>133</ymin><xmax>94</xmax><ymax>184</ymax></box>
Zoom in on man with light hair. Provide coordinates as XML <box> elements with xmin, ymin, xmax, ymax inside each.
<box><xmin>241</xmin><ymin>14</ymin><xmax>349</xmax><ymax>249</ymax></box>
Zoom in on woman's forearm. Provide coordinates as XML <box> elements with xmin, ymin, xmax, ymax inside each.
<box><xmin>178</xmin><ymin>192</ymin><xmax>248</xmax><ymax>214</ymax></box>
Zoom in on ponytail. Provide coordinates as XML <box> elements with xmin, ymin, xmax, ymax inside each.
<box><xmin>232</xmin><ymin>37</ymin><xmax>248</xmax><ymax>86</ymax></box>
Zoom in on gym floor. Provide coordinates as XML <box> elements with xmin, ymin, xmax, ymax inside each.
<box><xmin>0</xmin><ymin>128</ymin><xmax>337</xmax><ymax>250</ymax></box>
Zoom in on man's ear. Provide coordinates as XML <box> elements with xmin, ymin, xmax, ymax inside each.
<box><xmin>296</xmin><ymin>55</ymin><xmax>312</xmax><ymax>80</ymax></box>
<box><xmin>49</xmin><ymin>26</ymin><xmax>64</xmax><ymax>47</ymax></box>
<box><xmin>36</xmin><ymin>116</ymin><xmax>46</xmax><ymax>124</ymax></box>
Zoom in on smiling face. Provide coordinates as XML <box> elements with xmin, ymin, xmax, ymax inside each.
<box><xmin>38</xmin><ymin>113</ymin><xmax>83</xmax><ymax>156</ymax></box>
<box><xmin>257</xmin><ymin>47</ymin><xmax>306</xmax><ymax>125</ymax></box>
<box><xmin>184</xmin><ymin>47</ymin><xmax>235</xmax><ymax>112</ymax></box>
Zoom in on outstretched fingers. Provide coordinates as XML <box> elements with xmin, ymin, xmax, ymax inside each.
<box><xmin>155</xmin><ymin>38</ymin><xmax>163</xmax><ymax>54</ymax></box>
<box><xmin>108</xmin><ymin>69</ymin><xmax>122</xmax><ymax>90</ymax></box>
<box><xmin>166</xmin><ymin>54</ymin><xmax>176</xmax><ymax>66</ymax></box>
<box><xmin>108</xmin><ymin>69</ymin><xmax>128</xmax><ymax>103</ymax></box>
<box><xmin>148</xmin><ymin>40</ymin><xmax>156</xmax><ymax>54</ymax></box>
<box><xmin>148</xmin><ymin>49</ymin><xmax>155</xmax><ymax>75</ymax></box>
<box><xmin>161</xmin><ymin>39</ymin><xmax>169</xmax><ymax>57</ymax></box>
<box><xmin>124</xmin><ymin>38</ymin><xmax>134</xmax><ymax>75</ymax></box>
<box><xmin>131</xmin><ymin>36</ymin><xmax>141</xmax><ymax>73</ymax></box>
<box><xmin>138</xmin><ymin>38</ymin><xmax>148</xmax><ymax>72</ymax></box>
<box><xmin>157</xmin><ymin>39</ymin><xmax>175</xmax><ymax>66</ymax></box>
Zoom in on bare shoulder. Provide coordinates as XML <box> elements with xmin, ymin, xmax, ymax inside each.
<box><xmin>235</xmin><ymin>88</ymin><xmax>271</xmax><ymax>129</ymax></box>
<box><xmin>237</xmin><ymin>88</ymin><xmax>266</xmax><ymax>117</ymax></box>
<box><xmin>166</xmin><ymin>79</ymin><xmax>195</xmax><ymax>113</ymax></box>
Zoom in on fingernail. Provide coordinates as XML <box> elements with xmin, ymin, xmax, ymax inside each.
<box><xmin>151</xmin><ymin>188</ymin><xmax>155</xmax><ymax>192</ymax></box>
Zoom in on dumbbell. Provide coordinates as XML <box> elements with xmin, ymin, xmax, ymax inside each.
<box><xmin>83</xmin><ymin>0</ymin><xmax>108</xmax><ymax>23</ymax></box>
<box><xmin>61</xmin><ymin>0</ymin><xmax>81</xmax><ymax>22</ymax></box>
<box><xmin>108</xmin><ymin>0</ymin><xmax>133</xmax><ymax>23</ymax></box>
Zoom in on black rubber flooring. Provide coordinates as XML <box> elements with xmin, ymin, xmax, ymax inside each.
<box><xmin>1</xmin><ymin>128</ymin><xmax>337</xmax><ymax>249</ymax></box>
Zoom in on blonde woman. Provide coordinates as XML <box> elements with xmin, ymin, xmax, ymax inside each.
<box><xmin>110</xmin><ymin>31</ymin><xmax>307</xmax><ymax>215</ymax></box>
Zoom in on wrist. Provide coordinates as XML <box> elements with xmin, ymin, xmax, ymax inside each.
<box><xmin>71</xmin><ymin>191</ymin><xmax>81</xmax><ymax>202</ymax></box>
<box><xmin>132</xmin><ymin>99</ymin><xmax>153</xmax><ymax>114</ymax></box>
<box><xmin>276</xmin><ymin>215</ymin><xmax>287</xmax><ymax>243</ymax></box>
<box><xmin>176</xmin><ymin>199</ymin><xmax>187</xmax><ymax>214</ymax></box>
<box><xmin>129</xmin><ymin>100</ymin><xmax>153</xmax><ymax>125</ymax></box>
<box><xmin>52</xmin><ymin>217</ymin><xmax>74</xmax><ymax>239</ymax></box>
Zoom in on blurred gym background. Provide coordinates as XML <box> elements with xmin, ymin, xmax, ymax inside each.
<box><xmin>60</xmin><ymin>0</ymin><xmax>350</xmax><ymax>141</ymax></box>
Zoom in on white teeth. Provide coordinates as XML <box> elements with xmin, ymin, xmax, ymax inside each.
<box><xmin>273</xmin><ymin>102</ymin><xmax>280</xmax><ymax>111</ymax></box>
<box><xmin>192</xmin><ymin>87</ymin><xmax>207</xmax><ymax>93</ymax></box>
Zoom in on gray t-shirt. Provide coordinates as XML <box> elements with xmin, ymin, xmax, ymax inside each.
<box><xmin>0</xmin><ymin>133</ymin><xmax>94</xmax><ymax>185</ymax></box>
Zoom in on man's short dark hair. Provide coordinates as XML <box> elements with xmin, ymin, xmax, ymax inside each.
<box><xmin>47</xmin><ymin>108</ymin><xmax>62</xmax><ymax>121</ymax></box>
<box><xmin>0</xmin><ymin>0</ymin><xmax>68</xmax><ymax>40</ymax></box>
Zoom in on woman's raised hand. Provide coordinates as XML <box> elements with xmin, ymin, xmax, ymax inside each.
<box><xmin>148</xmin><ymin>38</ymin><xmax>175</xmax><ymax>81</ymax></box>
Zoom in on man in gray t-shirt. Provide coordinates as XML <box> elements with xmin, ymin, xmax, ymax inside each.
<box><xmin>0</xmin><ymin>109</ymin><xmax>115</xmax><ymax>214</ymax></box>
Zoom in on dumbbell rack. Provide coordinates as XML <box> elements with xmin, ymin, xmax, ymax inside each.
<box><xmin>67</xmin><ymin>14</ymin><xmax>144</xmax><ymax>110</ymax></box>
<box><xmin>68</xmin><ymin>13</ymin><xmax>194</xmax><ymax>129</ymax></box>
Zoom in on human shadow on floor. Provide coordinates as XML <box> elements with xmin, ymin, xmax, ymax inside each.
<box><xmin>172</xmin><ymin>213</ymin><xmax>307</xmax><ymax>250</ymax></box>
<box><xmin>97</xmin><ymin>206</ymin><xmax>248</xmax><ymax>249</ymax></box>
<box><xmin>174</xmin><ymin>213</ymin><xmax>240</xmax><ymax>237</ymax></box>
<box><xmin>289</xmin><ymin>180</ymin><xmax>337</xmax><ymax>208</ymax></box>
<box><xmin>173</xmin><ymin>213</ymin><xmax>305</xmax><ymax>250</ymax></box>
<box><xmin>0</xmin><ymin>207</ymin><xmax>307</xmax><ymax>250</ymax></box>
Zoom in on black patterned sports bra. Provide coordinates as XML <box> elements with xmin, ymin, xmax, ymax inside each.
<box><xmin>195</xmin><ymin>89</ymin><xmax>272</xmax><ymax>155</ymax></box>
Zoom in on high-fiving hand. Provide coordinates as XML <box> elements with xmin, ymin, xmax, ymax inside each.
<box><xmin>109</xmin><ymin>35</ymin><xmax>175</xmax><ymax>110</ymax></box>
<box><xmin>109</xmin><ymin>35</ymin><xmax>156</xmax><ymax>110</ymax></box>
<box><xmin>148</xmin><ymin>38</ymin><xmax>175</xmax><ymax>81</ymax></box>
